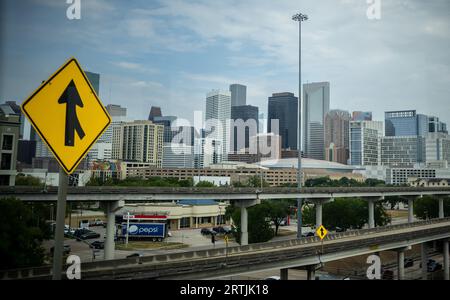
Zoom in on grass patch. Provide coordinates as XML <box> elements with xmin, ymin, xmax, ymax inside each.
<box><xmin>387</xmin><ymin>210</ymin><xmax>408</xmax><ymax>218</ymax></box>
<box><xmin>116</xmin><ymin>241</ymin><xmax>189</xmax><ymax>251</ymax></box>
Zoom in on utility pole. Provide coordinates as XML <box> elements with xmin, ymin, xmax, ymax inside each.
<box><xmin>292</xmin><ymin>12</ymin><xmax>309</xmax><ymax>239</ymax></box>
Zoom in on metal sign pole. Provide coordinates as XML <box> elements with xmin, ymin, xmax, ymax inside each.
<box><xmin>52</xmin><ymin>167</ymin><xmax>68</xmax><ymax>280</ymax></box>
<box><xmin>126</xmin><ymin>212</ymin><xmax>130</xmax><ymax>246</ymax></box>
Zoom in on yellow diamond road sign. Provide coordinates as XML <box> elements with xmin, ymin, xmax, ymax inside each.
<box><xmin>21</xmin><ymin>58</ymin><xmax>111</xmax><ymax>174</ymax></box>
<box><xmin>316</xmin><ymin>225</ymin><xmax>328</xmax><ymax>240</ymax></box>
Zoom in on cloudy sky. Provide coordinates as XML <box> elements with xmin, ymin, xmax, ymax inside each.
<box><xmin>1</xmin><ymin>0</ymin><xmax>449</xmax><ymax>137</ymax></box>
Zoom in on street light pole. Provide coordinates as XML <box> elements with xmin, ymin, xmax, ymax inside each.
<box><xmin>292</xmin><ymin>13</ymin><xmax>308</xmax><ymax>239</ymax></box>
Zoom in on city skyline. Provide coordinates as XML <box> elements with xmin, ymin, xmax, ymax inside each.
<box><xmin>1</xmin><ymin>0</ymin><xmax>449</xmax><ymax>136</ymax></box>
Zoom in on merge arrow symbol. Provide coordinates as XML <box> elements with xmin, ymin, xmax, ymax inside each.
<box><xmin>58</xmin><ymin>80</ymin><xmax>85</xmax><ymax>147</ymax></box>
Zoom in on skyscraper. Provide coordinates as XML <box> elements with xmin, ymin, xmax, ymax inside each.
<box><xmin>380</xmin><ymin>136</ymin><xmax>426</xmax><ymax>167</ymax></box>
<box><xmin>303</xmin><ymin>82</ymin><xmax>330</xmax><ymax>160</ymax></box>
<box><xmin>267</xmin><ymin>92</ymin><xmax>298</xmax><ymax>150</ymax></box>
<box><xmin>153</xmin><ymin>116</ymin><xmax>178</xmax><ymax>143</ymax></box>
<box><xmin>229</xmin><ymin>84</ymin><xmax>247</xmax><ymax>107</ymax></box>
<box><xmin>115</xmin><ymin>120</ymin><xmax>164</xmax><ymax>166</ymax></box>
<box><xmin>230</xmin><ymin>105</ymin><xmax>259</xmax><ymax>152</ymax></box>
<box><xmin>385</xmin><ymin>110</ymin><xmax>428</xmax><ymax>137</ymax></box>
<box><xmin>162</xmin><ymin>144</ymin><xmax>194</xmax><ymax>169</ymax></box>
<box><xmin>205</xmin><ymin>90</ymin><xmax>231</xmax><ymax>157</ymax></box>
<box><xmin>93</xmin><ymin>104</ymin><xmax>127</xmax><ymax>161</ymax></box>
<box><xmin>148</xmin><ymin>106</ymin><xmax>162</xmax><ymax>122</ymax></box>
<box><xmin>349</xmin><ymin>120</ymin><xmax>383</xmax><ymax>166</ymax></box>
<box><xmin>428</xmin><ymin>116</ymin><xmax>448</xmax><ymax>134</ymax></box>
<box><xmin>325</xmin><ymin>110</ymin><xmax>351</xmax><ymax>164</ymax></box>
<box><xmin>352</xmin><ymin>111</ymin><xmax>373</xmax><ymax>121</ymax></box>
<box><xmin>85</xmin><ymin>71</ymin><xmax>100</xmax><ymax>95</ymax></box>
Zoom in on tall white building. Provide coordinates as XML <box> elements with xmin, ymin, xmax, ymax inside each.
<box><xmin>303</xmin><ymin>82</ymin><xmax>330</xmax><ymax>160</ymax></box>
<box><xmin>425</xmin><ymin>132</ymin><xmax>450</xmax><ymax>164</ymax></box>
<box><xmin>349</xmin><ymin>120</ymin><xmax>383</xmax><ymax>166</ymax></box>
<box><xmin>112</xmin><ymin>120</ymin><xmax>164</xmax><ymax>167</ymax></box>
<box><xmin>205</xmin><ymin>90</ymin><xmax>231</xmax><ymax>160</ymax></box>
<box><xmin>88</xmin><ymin>142</ymin><xmax>112</xmax><ymax>161</ymax></box>
<box><xmin>380</xmin><ymin>136</ymin><xmax>425</xmax><ymax>167</ymax></box>
<box><xmin>194</xmin><ymin>138</ymin><xmax>222</xmax><ymax>169</ymax></box>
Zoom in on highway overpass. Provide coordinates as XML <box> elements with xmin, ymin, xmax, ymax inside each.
<box><xmin>2</xmin><ymin>186</ymin><xmax>450</xmax><ymax>202</ymax></box>
<box><xmin>2</xmin><ymin>218</ymin><xmax>449</xmax><ymax>280</ymax></box>
<box><xmin>1</xmin><ymin>186</ymin><xmax>450</xmax><ymax>250</ymax></box>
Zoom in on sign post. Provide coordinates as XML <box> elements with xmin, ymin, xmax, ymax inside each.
<box><xmin>52</xmin><ymin>168</ymin><xmax>68</xmax><ymax>280</ymax></box>
<box><xmin>316</xmin><ymin>225</ymin><xmax>328</xmax><ymax>254</ymax></box>
<box><xmin>21</xmin><ymin>58</ymin><xmax>111</xmax><ymax>280</ymax></box>
<box><xmin>126</xmin><ymin>212</ymin><xmax>130</xmax><ymax>247</ymax></box>
<box><xmin>225</xmin><ymin>235</ymin><xmax>229</xmax><ymax>260</ymax></box>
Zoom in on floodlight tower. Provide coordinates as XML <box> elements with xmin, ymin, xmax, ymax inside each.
<box><xmin>292</xmin><ymin>13</ymin><xmax>308</xmax><ymax>239</ymax></box>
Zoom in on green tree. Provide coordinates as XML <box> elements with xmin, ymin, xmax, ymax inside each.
<box><xmin>246</xmin><ymin>176</ymin><xmax>270</xmax><ymax>188</ymax></box>
<box><xmin>0</xmin><ymin>198</ymin><xmax>49</xmax><ymax>269</ymax></box>
<box><xmin>260</xmin><ymin>200</ymin><xmax>291</xmax><ymax>236</ymax></box>
<box><xmin>88</xmin><ymin>176</ymin><xmax>194</xmax><ymax>187</ymax></box>
<box><xmin>227</xmin><ymin>205</ymin><xmax>274</xmax><ymax>244</ymax></box>
<box><xmin>365</xmin><ymin>178</ymin><xmax>386</xmax><ymax>187</ymax></box>
<box><xmin>15</xmin><ymin>174</ymin><xmax>42</xmax><ymax>186</ymax></box>
<box><xmin>302</xmin><ymin>198</ymin><xmax>390</xmax><ymax>230</ymax></box>
<box><xmin>195</xmin><ymin>181</ymin><xmax>216</xmax><ymax>188</ymax></box>
<box><xmin>414</xmin><ymin>196</ymin><xmax>450</xmax><ymax>220</ymax></box>
<box><xmin>305</xmin><ymin>176</ymin><xmax>387</xmax><ymax>188</ymax></box>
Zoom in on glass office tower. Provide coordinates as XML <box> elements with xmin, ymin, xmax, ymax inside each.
<box><xmin>303</xmin><ymin>82</ymin><xmax>330</xmax><ymax>160</ymax></box>
<box><xmin>267</xmin><ymin>92</ymin><xmax>298</xmax><ymax>150</ymax></box>
<box><xmin>385</xmin><ymin>110</ymin><xmax>428</xmax><ymax>137</ymax></box>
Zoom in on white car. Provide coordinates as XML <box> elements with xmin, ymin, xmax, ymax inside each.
<box><xmin>264</xmin><ymin>276</ymin><xmax>280</xmax><ymax>281</ymax></box>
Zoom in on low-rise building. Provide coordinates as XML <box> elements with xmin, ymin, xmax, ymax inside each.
<box><xmin>409</xmin><ymin>178</ymin><xmax>450</xmax><ymax>187</ymax></box>
<box><xmin>118</xmin><ymin>200</ymin><xmax>228</xmax><ymax>230</ymax></box>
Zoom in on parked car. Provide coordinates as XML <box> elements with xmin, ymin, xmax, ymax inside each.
<box><xmin>50</xmin><ymin>244</ymin><xmax>71</xmax><ymax>255</ymax></box>
<box><xmin>91</xmin><ymin>219</ymin><xmax>105</xmax><ymax>227</ymax></box>
<box><xmin>126</xmin><ymin>253</ymin><xmax>143</xmax><ymax>258</ymax></box>
<box><xmin>212</xmin><ymin>226</ymin><xmax>231</xmax><ymax>234</ymax></box>
<box><xmin>335</xmin><ymin>227</ymin><xmax>346</xmax><ymax>233</ymax></box>
<box><xmin>74</xmin><ymin>228</ymin><xmax>91</xmax><ymax>238</ymax></box>
<box><xmin>78</xmin><ymin>231</ymin><xmax>101</xmax><ymax>240</ymax></box>
<box><xmin>90</xmin><ymin>241</ymin><xmax>105</xmax><ymax>249</ymax></box>
<box><xmin>404</xmin><ymin>258</ymin><xmax>414</xmax><ymax>268</ymax></box>
<box><xmin>279</xmin><ymin>219</ymin><xmax>288</xmax><ymax>226</ymax></box>
<box><xmin>264</xmin><ymin>276</ymin><xmax>280</xmax><ymax>281</ymax></box>
<box><xmin>302</xmin><ymin>232</ymin><xmax>315</xmax><ymax>238</ymax></box>
<box><xmin>420</xmin><ymin>259</ymin><xmax>443</xmax><ymax>272</ymax></box>
<box><xmin>64</xmin><ymin>226</ymin><xmax>76</xmax><ymax>236</ymax></box>
<box><xmin>201</xmin><ymin>228</ymin><xmax>216</xmax><ymax>235</ymax></box>
<box><xmin>381</xmin><ymin>269</ymin><xmax>394</xmax><ymax>280</ymax></box>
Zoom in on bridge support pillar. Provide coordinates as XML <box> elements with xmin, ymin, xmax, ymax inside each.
<box><xmin>280</xmin><ymin>268</ymin><xmax>288</xmax><ymax>280</ymax></box>
<box><xmin>306</xmin><ymin>265</ymin><xmax>316</xmax><ymax>280</ymax></box>
<box><xmin>235</xmin><ymin>200</ymin><xmax>260</xmax><ymax>246</ymax></box>
<box><xmin>444</xmin><ymin>239</ymin><xmax>449</xmax><ymax>281</ymax></box>
<box><xmin>408</xmin><ymin>199</ymin><xmax>415</xmax><ymax>223</ymax></box>
<box><xmin>421</xmin><ymin>243</ymin><xmax>428</xmax><ymax>280</ymax></box>
<box><xmin>439</xmin><ymin>197</ymin><xmax>445</xmax><ymax>219</ymax></box>
<box><xmin>368</xmin><ymin>200</ymin><xmax>375</xmax><ymax>229</ymax></box>
<box><xmin>105</xmin><ymin>200</ymin><xmax>125</xmax><ymax>260</ymax></box>
<box><xmin>315</xmin><ymin>201</ymin><xmax>323</xmax><ymax>229</ymax></box>
<box><xmin>397</xmin><ymin>249</ymin><xmax>405</xmax><ymax>280</ymax></box>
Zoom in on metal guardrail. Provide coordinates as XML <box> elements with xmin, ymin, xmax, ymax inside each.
<box><xmin>2</xmin><ymin>186</ymin><xmax>450</xmax><ymax>195</ymax></box>
<box><xmin>2</xmin><ymin>217</ymin><xmax>450</xmax><ymax>280</ymax></box>
<box><xmin>81</xmin><ymin>224</ymin><xmax>450</xmax><ymax>280</ymax></box>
